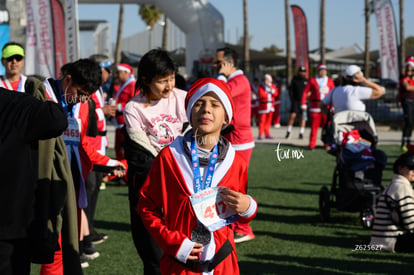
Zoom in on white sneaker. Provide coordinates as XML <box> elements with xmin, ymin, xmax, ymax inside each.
<box><xmin>100</xmin><ymin>182</ymin><xmax>106</xmax><ymax>190</ymax></box>
<box><xmin>273</xmin><ymin>124</ymin><xmax>281</xmax><ymax>129</ymax></box>
<box><xmin>80</xmin><ymin>254</ymin><xmax>89</xmax><ymax>268</ymax></box>
<box><xmin>234</xmin><ymin>233</ymin><xmax>255</xmax><ymax>243</ymax></box>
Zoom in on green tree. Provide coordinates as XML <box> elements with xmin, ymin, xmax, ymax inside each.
<box><xmin>139</xmin><ymin>5</ymin><xmax>163</xmax><ymax>50</ymax></box>
<box><xmin>406</xmin><ymin>36</ymin><xmax>414</xmax><ymax>45</ymax></box>
<box><xmin>262</xmin><ymin>45</ymin><xmax>282</xmax><ymax>54</ymax></box>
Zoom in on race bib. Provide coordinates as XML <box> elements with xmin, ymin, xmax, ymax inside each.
<box><xmin>190</xmin><ymin>187</ymin><xmax>238</xmax><ymax>232</ymax></box>
<box><xmin>62</xmin><ymin>117</ymin><xmax>80</xmax><ymax>146</ymax></box>
<box><xmin>319</xmin><ymin>87</ymin><xmax>329</xmax><ymax>100</ymax></box>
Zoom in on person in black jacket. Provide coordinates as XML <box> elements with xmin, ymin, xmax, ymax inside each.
<box><xmin>0</xmin><ymin>88</ymin><xmax>67</xmax><ymax>275</ymax></box>
<box><xmin>285</xmin><ymin>66</ymin><xmax>308</xmax><ymax>139</ymax></box>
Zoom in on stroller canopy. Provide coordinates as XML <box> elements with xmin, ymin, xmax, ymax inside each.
<box><xmin>332</xmin><ymin>110</ymin><xmax>377</xmax><ymax>145</ymax></box>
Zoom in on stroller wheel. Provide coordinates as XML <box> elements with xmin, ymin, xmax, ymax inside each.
<box><xmin>360</xmin><ymin>208</ymin><xmax>374</xmax><ymax>229</ymax></box>
<box><xmin>319</xmin><ymin>186</ymin><xmax>331</xmax><ymax>222</ymax></box>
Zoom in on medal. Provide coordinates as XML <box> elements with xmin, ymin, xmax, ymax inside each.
<box><xmin>191</xmin><ymin>224</ymin><xmax>211</xmax><ymax>245</ymax></box>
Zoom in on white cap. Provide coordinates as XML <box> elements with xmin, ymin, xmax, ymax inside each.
<box><xmin>344</xmin><ymin>65</ymin><xmax>362</xmax><ymax>77</ymax></box>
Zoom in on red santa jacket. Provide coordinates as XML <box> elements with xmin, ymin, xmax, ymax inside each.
<box><xmin>42</xmin><ymin>79</ymin><xmax>117</xmax><ymax>208</ymax></box>
<box><xmin>258</xmin><ymin>82</ymin><xmax>278</xmax><ymax>114</ymax></box>
<box><xmin>114</xmin><ymin>76</ymin><xmax>136</xmax><ymax>127</ymax></box>
<box><xmin>138</xmin><ymin>137</ymin><xmax>256</xmax><ymax>274</ymax></box>
<box><xmin>74</xmin><ymin>99</ymin><xmax>118</xmax><ymax>180</ymax></box>
<box><xmin>86</xmin><ymin>90</ymin><xmax>108</xmax><ymax>155</ymax></box>
<box><xmin>301</xmin><ymin>76</ymin><xmax>335</xmax><ymax>112</ymax></box>
<box><xmin>399</xmin><ymin>76</ymin><xmax>414</xmax><ymax>101</ymax></box>
<box><xmin>218</xmin><ymin>71</ymin><xmax>254</xmax><ymax>151</ymax></box>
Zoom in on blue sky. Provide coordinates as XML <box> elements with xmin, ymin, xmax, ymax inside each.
<box><xmin>78</xmin><ymin>0</ymin><xmax>414</xmax><ymax>51</ymax></box>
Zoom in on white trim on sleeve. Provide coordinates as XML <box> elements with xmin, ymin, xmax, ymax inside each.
<box><xmin>176</xmin><ymin>238</ymin><xmax>195</xmax><ymax>263</ymax></box>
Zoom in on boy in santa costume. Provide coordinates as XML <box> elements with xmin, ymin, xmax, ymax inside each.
<box><xmin>138</xmin><ymin>77</ymin><xmax>258</xmax><ymax>274</ymax></box>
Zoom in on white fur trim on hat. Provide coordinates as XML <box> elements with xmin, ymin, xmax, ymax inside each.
<box><xmin>406</xmin><ymin>61</ymin><xmax>414</xmax><ymax>68</ymax></box>
<box><xmin>117</xmin><ymin>64</ymin><xmax>131</xmax><ymax>73</ymax></box>
<box><xmin>186</xmin><ymin>83</ymin><xmax>233</xmax><ymax>126</ymax></box>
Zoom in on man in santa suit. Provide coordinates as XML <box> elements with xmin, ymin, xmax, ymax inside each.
<box><xmin>257</xmin><ymin>74</ymin><xmax>277</xmax><ymax>139</ymax></box>
<box><xmin>138</xmin><ymin>77</ymin><xmax>257</xmax><ymax>274</ymax></box>
<box><xmin>301</xmin><ymin>64</ymin><xmax>335</xmax><ymax>149</ymax></box>
<box><xmin>113</xmin><ymin>63</ymin><xmax>137</xmax><ymax>166</ymax></box>
<box><xmin>214</xmin><ymin>47</ymin><xmax>255</xmax><ymax>243</ymax></box>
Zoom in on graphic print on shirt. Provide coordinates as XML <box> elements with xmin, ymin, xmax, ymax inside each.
<box><xmin>150</xmin><ymin>114</ymin><xmax>181</xmax><ymax>148</ymax></box>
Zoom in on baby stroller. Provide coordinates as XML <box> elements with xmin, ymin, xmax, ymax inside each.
<box><xmin>318</xmin><ymin>110</ymin><xmax>386</xmax><ymax>229</ymax></box>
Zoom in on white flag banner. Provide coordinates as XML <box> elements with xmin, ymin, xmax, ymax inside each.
<box><xmin>65</xmin><ymin>0</ymin><xmax>79</xmax><ymax>62</ymax></box>
<box><xmin>374</xmin><ymin>0</ymin><xmax>399</xmax><ymax>83</ymax></box>
<box><xmin>25</xmin><ymin>0</ymin><xmax>55</xmax><ymax>78</ymax></box>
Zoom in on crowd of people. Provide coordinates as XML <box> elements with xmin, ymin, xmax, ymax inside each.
<box><xmin>0</xmin><ymin>44</ymin><xmax>259</xmax><ymax>275</ymax></box>
<box><xmin>2</xmin><ymin>38</ymin><xmax>414</xmax><ymax>275</ymax></box>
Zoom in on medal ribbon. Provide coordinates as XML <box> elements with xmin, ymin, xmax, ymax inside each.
<box><xmin>1</xmin><ymin>75</ymin><xmax>24</xmax><ymax>92</ymax></box>
<box><xmin>190</xmin><ymin>138</ymin><xmax>219</xmax><ymax>193</ymax></box>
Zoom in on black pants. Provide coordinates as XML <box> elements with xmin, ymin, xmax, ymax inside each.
<box><xmin>85</xmin><ymin>171</ymin><xmax>103</xmax><ymax>233</ymax></box>
<box><xmin>0</xmin><ymin>239</ymin><xmax>30</xmax><ymax>275</ymax></box>
<box><xmin>128</xmin><ymin>173</ymin><xmax>162</xmax><ymax>275</ymax></box>
<box><xmin>402</xmin><ymin>99</ymin><xmax>414</xmax><ymax>145</ymax></box>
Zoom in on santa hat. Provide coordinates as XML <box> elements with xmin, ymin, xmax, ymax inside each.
<box><xmin>406</xmin><ymin>56</ymin><xmax>414</xmax><ymax>67</ymax></box>
<box><xmin>264</xmin><ymin>74</ymin><xmax>273</xmax><ymax>82</ymax></box>
<box><xmin>117</xmin><ymin>63</ymin><xmax>133</xmax><ymax>74</ymax></box>
<box><xmin>317</xmin><ymin>64</ymin><xmax>327</xmax><ymax>70</ymax></box>
<box><xmin>185</xmin><ymin>77</ymin><xmax>234</xmax><ymax>128</ymax></box>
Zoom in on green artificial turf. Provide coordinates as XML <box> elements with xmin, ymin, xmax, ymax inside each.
<box><xmin>31</xmin><ymin>144</ymin><xmax>412</xmax><ymax>275</ymax></box>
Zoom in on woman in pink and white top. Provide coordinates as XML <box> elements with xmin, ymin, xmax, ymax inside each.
<box><xmin>123</xmin><ymin>49</ymin><xmax>188</xmax><ymax>275</ymax></box>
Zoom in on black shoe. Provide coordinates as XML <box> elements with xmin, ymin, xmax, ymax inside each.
<box><xmin>81</xmin><ymin>240</ymin><xmax>100</xmax><ymax>261</ymax></box>
<box><xmin>299</xmin><ymin>133</ymin><xmax>303</xmax><ymax>139</ymax></box>
<box><xmin>285</xmin><ymin>132</ymin><xmax>290</xmax><ymax>139</ymax></box>
<box><xmin>88</xmin><ymin>231</ymin><xmax>108</xmax><ymax>245</ymax></box>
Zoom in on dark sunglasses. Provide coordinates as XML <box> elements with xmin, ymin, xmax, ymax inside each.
<box><xmin>6</xmin><ymin>55</ymin><xmax>23</xmax><ymax>62</ymax></box>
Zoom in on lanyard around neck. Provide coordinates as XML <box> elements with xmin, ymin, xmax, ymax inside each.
<box><xmin>2</xmin><ymin>75</ymin><xmax>23</xmax><ymax>92</ymax></box>
<box><xmin>190</xmin><ymin>138</ymin><xmax>219</xmax><ymax>193</ymax></box>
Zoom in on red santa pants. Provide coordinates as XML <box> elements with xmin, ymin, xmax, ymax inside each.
<box><xmin>258</xmin><ymin>112</ymin><xmax>273</xmax><ymax>137</ymax></box>
<box><xmin>309</xmin><ymin>112</ymin><xmax>327</xmax><ymax>149</ymax></box>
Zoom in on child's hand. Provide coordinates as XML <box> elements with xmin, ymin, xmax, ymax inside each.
<box><xmin>187</xmin><ymin>243</ymin><xmax>204</xmax><ymax>261</ymax></box>
<box><xmin>219</xmin><ymin>187</ymin><xmax>250</xmax><ymax>213</ymax></box>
